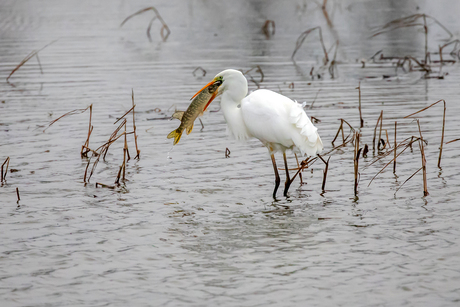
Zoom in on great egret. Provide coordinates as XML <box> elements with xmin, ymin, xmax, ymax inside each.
<box><xmin>174</xmin><ymin>69</ymin><xmax>323</xmax><ymax>198</ymax></box>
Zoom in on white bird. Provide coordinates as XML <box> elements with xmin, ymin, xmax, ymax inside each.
<box><xmin>178</xmin><ymin>69</ymin><xmax>323</xmax><ymax>198</ymax></box>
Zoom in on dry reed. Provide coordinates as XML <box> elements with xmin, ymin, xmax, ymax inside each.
<box><xmin>356</xmin><ymin>82</ymin><xmax>363</xmax><ymax>128</ymax></box>
<box><xmin>404</xmin><ymin>99</ymin><xmax>446</xmax><ymax>167</ymax></box>
<box><xmin>6</xmin><ymin>39</ymin><xmax>58</xmax><ymax>86</ymax></box>
<box><xmin>372</xmin><ymin>111</ymin><xmax>383</xmax><ymax>152</ymax></box>
<box><xmin>332</xmin><ymin>119</ymin><xmax>354</xmax><ymax>145</ymax></box>
<box><xmin>85</xmin><ymin>119</ymin><xmax>128</xmax><ymax>183</ymax></box>
<box><xmin>43</xmin><ymin>105</ymin><xmax>91</xmax><ymax>132</ymax></box>
<box><xmin>262</xmin><ymin>20</ymin><xmax>275</xmax><ymax>39</ymax></box>
<box><xmin>309</xmin><ymin>89</ymin><xmax>322</xmax><ymax>109</ymax></box>
<box><xmin>290</xmin><ymin>157</ymin><xmax>314</xmax><ymax>182</ymax></box>
<box><xmin>132</xmin><ymin>90</ymin><xmax>140</xmax><ymax>159</ymax></box>
<box><xmin>192</xmin><ymin>67</ymin><xmax>206</xmax><ymax>77</ymax></box>
<box><xmin>294</xmin><ymin>153</ymin><xmax>303</xmax><ymax>184</ymax></box>
<box><xmin>394</xmin><ymin>167</ymin><xmax>423</xmax><ymax>196</ymax></box>
<box><xmin>416</xmin><ymin>120</ymin><xmax>429</xmax><ymax>196</ymax></box>
<box><xmin>115</xmin><ymin>122</ymin><xmax>129</xmax><ymax>185</ymax></box>
<box><xmin>393</xmin><ymin>121</ymin><xmax>397</xmax><ymax>173</ymax></box>
<box><xmin>367</xmin><ymin>137</ymin><xmax>421</xmax><ymax>186</ymax></box>
<box><xmin>16</xmin><ymin>187</ymin><xmax>20</xmax><ymax>202</ymax></box>
<box><xmin>371</xmin><ymin>14</ymin><xmax>452</xmax><ymax>65</ymax></box>
<box><xmin>317</xmin><ymin>154</ymin><xmax>330</xmax><ymax>191</ymax></box>
<box><xmin>242</xmin><ymin>66</ymin><xmax>264</xmax><ymax>89</ymax></box>
<box><xmin>354</xmin><ymin>132</ymin><xmax>361</xmax><ymax>196</ymax></box>
<box><xmin>291</xmin><ymin>27</ymin><xmax>328</xmax><ymax>64</ymax></box>
<box><xmin>446</xmin><ymin>138</ymin><xmax>460</xmax><ymax>144</ymax></box>
<box><xmin>370</xmin><ymin>14</ymin><xmax>455</xmax><ymax>78</ymax></box>
<box><xmin>363</xmin><ymin>144</ymin><xmax>369</xmax><ymax>158</ymax></box>
<box><xmin>120</xmin><ymin>7</ymin><xmax>171</xmax><ymax>42</ymax></box>
<box><xmin>81</xmin><ymin>104</ymin><xmax>93</xmax><ymax>158</ymax></box>
<box><xmin>328</xmin><ymin>40</ymin><xmax>339</xmax><ymax>78</ymax></box>
<box><xmin>1</xmin><ymin>157</ymin><xmax>10</xmax><ymax>183</ymax></box>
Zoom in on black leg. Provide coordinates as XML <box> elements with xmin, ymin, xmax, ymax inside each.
<box><xmin>271</xmin><ymin>154</ymin><xmax>280</xmax><ymax>199</ymax></box>
<box><xmin>283</xmin><ymin>152</ymin><xmax>291</xmax><ymax>197</ymax></box>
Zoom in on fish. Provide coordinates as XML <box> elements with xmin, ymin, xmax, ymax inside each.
<box><xmin>167</xmin><ymin>79</ymin><xmax>222</xmax><ymax>145</ymax></box>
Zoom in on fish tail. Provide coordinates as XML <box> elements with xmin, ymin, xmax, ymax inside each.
<box><xmin>167</xmin><ymin>128</ymin><xmax>183</xmax><ymax>145</ymax></box>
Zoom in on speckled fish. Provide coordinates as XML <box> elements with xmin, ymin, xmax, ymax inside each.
<box><xmin>167</xmin><ymin>78</ymin><xmax>222</xmax><ymax>145</ymax></box>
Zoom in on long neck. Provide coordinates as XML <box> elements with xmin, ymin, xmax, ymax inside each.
<box><xmin>220</xmin><ymin>91</ymin><xmax>250</xmax><ymax>141</ymax></box>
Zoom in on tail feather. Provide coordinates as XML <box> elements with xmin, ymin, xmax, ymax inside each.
<box><xmin>167</xmin><ymin>129</ymin><xmax>183</xmax><ymax>145</ymax></box>
<box><xmin>290</xmin><ymin>101</ymin><xmax>323</xmax><ymax>156</ymax></box>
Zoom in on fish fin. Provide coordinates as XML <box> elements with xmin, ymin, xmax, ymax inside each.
<box><xmin>172</xmin><ymin>111</ymin><xmax>184</xmax><ymax>121</ymax></box>
<box><xmin>203</xmin><ymin>91</ymin><xmax>218</xmax><ymax>112</ymax></box>
<box><xmin>186</xmin><ymin>123</ymin><xmax>194</xmax><ymax>135</ymax></box>
<box><xmin>167</xmin><ymin>128</ymin><xmax>183</xmax><ymax>145</ymax></box>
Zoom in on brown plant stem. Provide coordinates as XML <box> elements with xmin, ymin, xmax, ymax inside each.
<box><xmin>393</xmin><ymin>121</ymin><xmax>397</xmax><ymax>173</ymax></box>
<box><xmin>404</xmin><ymin>99</ymin><xmax>446</xmax><ymax>168</ymax></box>
<box><xmin>132</xmin><ymin>89</ymin><xmax>140</xmax><ymax>159</ymax></box>
<box><xmin>395</xmin><ymin>167</ymin><xmax>423</xmax><ymax>196</ymax></box>
<box><xmin>81</xmin><ymin>104</ymin><xmax>93</xmax><ymax>158</ymax></box>
<box><xmin>43</xmin><ymin>105</ymin><xmax>91</xmax><ymax>132</ymax></box>
<box><xmin>295</xmin><ymin>153</ymin><xmax>303</xmax><ymax>184</ymax></box>
<box><xmin>417</xmin><ymin>120</ymin><xmax>429</xmax><ymax>196</ymax></box>
<box><xmin>291</xmin><ymin>27</ymin><xmax>328</xmax><ymax>64</ymax></box>
<box><xmin>378</xmin><ymin>110</ymin><xmax>384</xmax><ymax>150</ymax></box>
<box><xmin>373</xmin><ymin>111</ymin><xmax>383</xmax><ymax>152</ymax></box>
<box><xmin>6</xmin><ymin>39</ymin><xmax>58</xmax><ymax>85</ymax></box>
<box><xmin>1</xmin><ymin>157</ymin><xmax>10</xmax><ymax>183</ymax></box>
<box><xmin>357</xmin><ymin>82</ymin><xmax>363</xmax><ymax>128</ymax></box>
<box><xmin>354</xmin><ymin>132</ymin><xmax>361</xmax><ymax>196</ymax></box>
<box><xmin>120</xmin><ymin>7</ymin><xmax>171</xmax><ymax>42</ymax></box>
<box><xmin>262</xmin><ymin>20</ymin><xmax>275</xmax><ymax>38</ymax></box>
<box><xmin>318</xmin><ymin>154</ymin><xmax>330</xmax><ymax>191</ymax></box>
<box><xmin>16</xmin><ymin>187</ymin><xmax>20</xmax><ymax>203</ymax></box>
<box><xmin>368</xmin><ymin>137</ymin><xmax>420</xmax><ymax>186</ymax></box>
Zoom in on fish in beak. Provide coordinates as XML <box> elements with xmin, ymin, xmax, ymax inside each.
<box><xmin>167</xmin><ymin>77</ymin><xmax>223</xmax><ymax>145</ymax></box>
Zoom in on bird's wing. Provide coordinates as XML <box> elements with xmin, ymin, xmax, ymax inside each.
<box><xmin>242</xmin><ymin>89</ymin><xmax>322</xmax><ymax>156</ymax></box>
<box><xmin>241</xmin><ymin>90</ymin><xmax>291</xmax><ymax>145</ymax></box>
<box><xmin>288</xmin><ymin>100</ymin><xmax>323</xmax><ymax>156</ymax></box>
<box><xmin>288</xmin><ymin>100</ymin><xmax>318</xmax><ymax>143</ymax></box>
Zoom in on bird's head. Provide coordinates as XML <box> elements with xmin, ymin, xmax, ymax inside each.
<box><xmin>213</xmin><ymin>69</ymin><xmax>247</xmax><ymax>95</ymax></box>
<box><xmin>190</xmin><ymin>74</ymin><xmax>223</xmax><ymax>102</ymax></box>
<box><xmin>191</xmin><ymin>69</ymin><xmax>247</xmax><ymax>104</ymax></box>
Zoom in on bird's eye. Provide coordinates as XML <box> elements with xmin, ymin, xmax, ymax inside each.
<box><xmin>214</xmin><ymin>76</ymin><xmax>223</xmax><ymax>86</ymax></box>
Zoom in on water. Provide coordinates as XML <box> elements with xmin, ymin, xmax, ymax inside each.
<box><xmin>1</xmin><ymin>0</ymin><xmax>460</xmax><ymax>306</ymax></box>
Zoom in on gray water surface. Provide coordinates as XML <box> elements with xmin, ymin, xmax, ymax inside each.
<box><xmin>1</xmin><ymin>1</ymin><xmax>460</xmax><ymax>306</ymax></box>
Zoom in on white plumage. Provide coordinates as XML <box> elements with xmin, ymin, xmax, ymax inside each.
<box><xmin>204</xmin><ymin>69</ymin><xmax>323</xmax><ymax>198</ymax></box>
<box><xmin>241</xmin><ymin>89</ymin><xmax>322</xmax><ymax>157</ymax></box>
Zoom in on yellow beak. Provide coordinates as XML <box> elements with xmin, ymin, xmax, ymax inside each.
<box><xmin>191</xmin><ymin>79</ymin><xmax>218</xmax><ymax>100</ymax></box>
<box><xmin>191</xmin><ymin>79</ymin><xmax>221</xmax><ymax>112</ymax></box>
